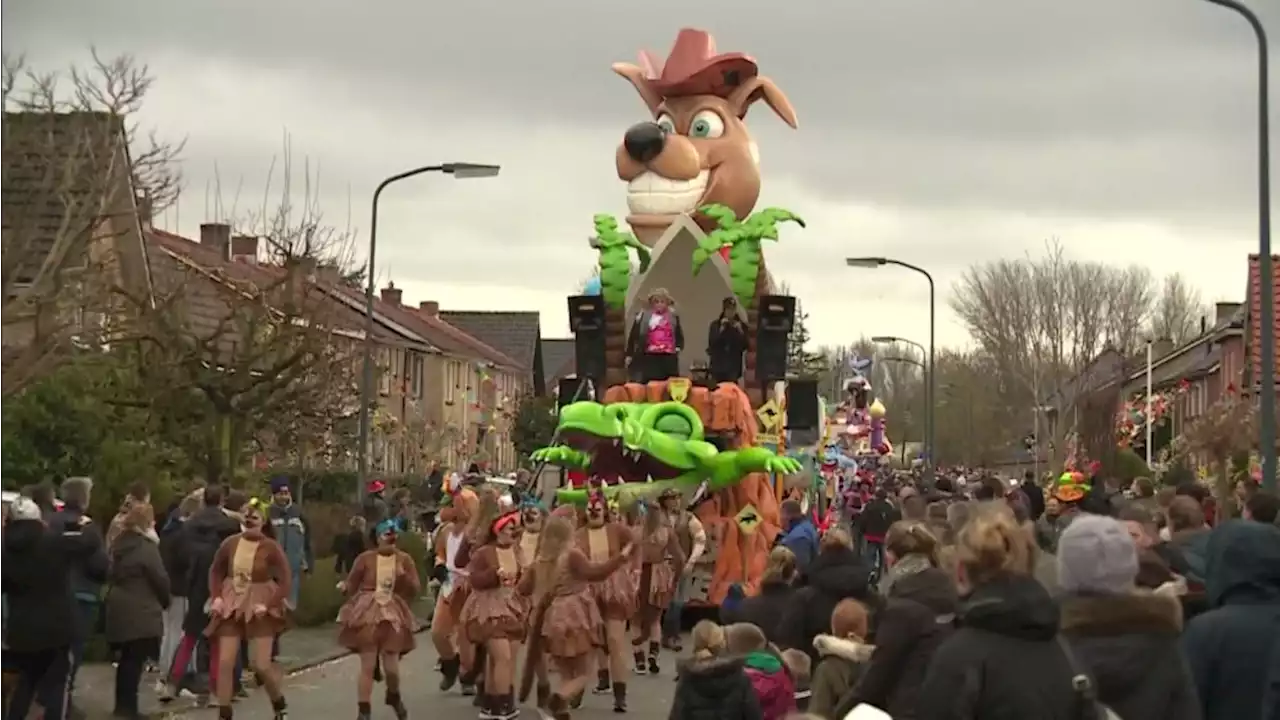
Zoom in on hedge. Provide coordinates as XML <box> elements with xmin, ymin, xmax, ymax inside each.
<box><xmin>293</xmin><ymin>531</ymin><xmax>431</xmax><ymax>628</ymax></box>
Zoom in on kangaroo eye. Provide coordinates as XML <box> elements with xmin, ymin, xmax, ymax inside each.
<box><xmin>689</xmin><ymin>110</ymin><xmax>725</xmax><ymax>139</ymax></box>
<box><xmin>654</xmin><ymin>114</ymin><xmax>675</xmax><ymax>134</ymax></box>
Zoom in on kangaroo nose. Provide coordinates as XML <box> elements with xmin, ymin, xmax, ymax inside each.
<box><xmin>624</xmin><ymin>122</ymin><xmax>666</xmax><ymax>164</ymax></box>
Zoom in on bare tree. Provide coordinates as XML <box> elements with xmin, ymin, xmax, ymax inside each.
<box><xmin>123</xmin><ymin>155</ymin><xmax>361</xmax><ymax>483</ymax></box>
<box><xmin>2</xmin><ymin>50</ymin><xmax>183</xmax><ymax>396</ymax></box>
<box><xmin>949</xmin><ymin>239</ymin><xmax>1156</xmax><ymax>464</ymax></box>
<box><xmin>1149</xmin><ymin>273</ymin><xmax>1210</xmax><ymax>344</ymax></box>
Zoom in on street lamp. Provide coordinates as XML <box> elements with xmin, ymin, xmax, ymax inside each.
<box><xmin>847</xmin><ymin>257</ymin><xmax>937</xmax><ymax>479</ymax></box>
<box><xmin>1198</xmin><ymin>0</ymin><xmax>1273</xmax><ymax>490</ymax></box>
<box><xmin>356</xmin><ymin>162</ymin><xmax>502</xmax><ymax>499</ymax></box>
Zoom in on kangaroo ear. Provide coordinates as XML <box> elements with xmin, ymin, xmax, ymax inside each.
<box><xmin>726</xmin><ymin>76</ymin><xmax>798</xmax><ymax>129</ymax></box>
<box><xmin>612</xmin><ymin>62</ymin><xmax>663</xmax><ymax>115</ymax></box>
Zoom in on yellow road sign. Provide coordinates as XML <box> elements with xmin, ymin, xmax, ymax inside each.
<box><xmin>668</xmin><ymin>377</ymin><xmax>691</xmax><ymax>403</ymax></box>
<box><xmin>757</xmin><ymin>399</ymin><xmax>782</xmax><ymax>430</ymax></box>
<box><xmin>735</xmin><ymin>503</ymin><xmax>761</xmax><ymax>535</ymax></box>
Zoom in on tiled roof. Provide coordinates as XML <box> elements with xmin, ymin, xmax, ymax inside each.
<box><xmin>2</xmin><ymin>112</ymin><xmax>131</xmax><ymax>290</ymax></box>
<box><xmin>541</xmin><ymin>338</ymin><xmax>576</xmax><ymax>387</ymax></box>
<box><xmin>146</xmin><ymin>229</ymin><xmax>400</xmax><ymax>345</ymax></box>
<box><xmin>335</xmin><ymin>289</ymin><xmax>523</xmax><ymax>371</ymax></box>
<box><xmin>439</xmin><ymin>311</ymin><xmax>541</xmax><ymax>371</ymax></box>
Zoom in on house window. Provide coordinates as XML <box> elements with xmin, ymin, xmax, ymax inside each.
<box><xmin>378</xmin><ymin>348</ymin><xmax>391</xmax><ymax>395</ymax></box>
<box><xmin>445</xmin><ymin>360</ymin><xmax>458</xmax><ymax>404</ymax></box>
<box><xmin>411</xmin><ymin>355</ymin><xmax>424</xmax><ymax>398</ymax></box>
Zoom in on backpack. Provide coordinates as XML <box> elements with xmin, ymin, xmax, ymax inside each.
<box><xmin>1055</xmin><ymin>636</ymin><xmax>1123</xmax><ymax>720</ymax></box>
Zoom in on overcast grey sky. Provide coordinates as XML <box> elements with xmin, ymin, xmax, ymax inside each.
<box><xmin>4</xmin><ymin>0</ymin><xmax>1276</xmax><ymax>349</ymax></box>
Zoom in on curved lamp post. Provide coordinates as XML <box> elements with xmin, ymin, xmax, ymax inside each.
<box><xmin>875</xmin><ymin>336</ymin><xmax>930</xmax><ymax>463</ymax></box>
<box><xmin>1199</xmin><ymin>0</ymin><xmax>1272</xmax><ymax>490</ymax></box>
<box><xmin>847</xmin><ymin>257</ymin><xmax>936</xmax><ymax>478</ymax></box>
<box><xmin>357</xmin><ymin>162</ymin><xmax>502</xmax><ymax>499</ymax></box>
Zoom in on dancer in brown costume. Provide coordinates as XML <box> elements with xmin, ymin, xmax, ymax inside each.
<box><xmin>519</xmin><ymin>516</ymin><xmax>634</xmax><ymax>720</ymax></box>
<box><xmin>515</xmin><ymin>501</ymin><xmax>553</xmax><ymax>706</ymax></box>
<box><xmin>206</xmin><ymin>498</ymin><xmax>291</xmax><ymax>720</ymax></box>
<box><xmin>432</xmin><ymin>486</ymin><xmax>480</xmax><ymax>692</ymax></box>
<box><xmin>631</xmin><ymin>490</ymin><xmax>686</xmax><ymax>676</ymax></box>
<box><xmin>337</xmin><ymin>518</ymin><xmax>420</xmax><ymax>720</ymax></box>
<box><xmin>578</xmin><ymin>488</ymin><xmax>638</xmax><ymax>711</ymax></box>
<box><xmin>459</xmin><ymin>505</ymin><xmax>528</xmax><ymax>719</ymax></box>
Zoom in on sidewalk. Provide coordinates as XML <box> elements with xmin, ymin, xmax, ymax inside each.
<box><xmin>72</xmin><ymin>594</ymin><xmax>435</xmax><ymax>720</ymax></box>
<box><xmin>71</xmin><ymin>624</ymin><xmax>351</xmax><ymax>719</ymax></box>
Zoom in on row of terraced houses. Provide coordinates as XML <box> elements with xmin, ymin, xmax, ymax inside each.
<box><xmin>2</xmin><ymin>112</ymin><xmax>581</xmax><ymax>476</ymax></box>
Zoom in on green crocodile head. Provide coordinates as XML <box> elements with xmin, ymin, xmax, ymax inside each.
<box><xmin>557</xmin><ymin>400</ymin><xmax>704</xmax><ymax>483</ymax></box>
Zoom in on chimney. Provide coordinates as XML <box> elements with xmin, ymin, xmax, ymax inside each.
<box><xmin>230</xmin><ymin>235</ymin><xmax>259</xmax><ymax>265</ymax></box>
<box><xmin>1215</xmin><ymin>301</ymin><xmax>1242</xmax><ymax>326</ymax></box>
<box><xmin>199</xmin><ymin>223</ymin><xmax>232</xmax><ymax>260</ymax></box>
<box><xmin>380</xmin><ymin>282</ymin><xmax>403</xmax><ymax>306</ymax></box>
<box><xmin>135</xmin><ymin>192</ymin><xmax>153</xmax><ymax>231</ymax></box>
<box><xmin>419</xmin><ymin>300</ymin><xmax>439</xmax><ymax>316</ymax></box>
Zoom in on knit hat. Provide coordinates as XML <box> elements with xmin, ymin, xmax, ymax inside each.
<box><xmin>8</xmin><ymin>497</ymin><xmax>42</xmax><ymax>522</ymax></box>
<box><xmin>269</xmin><ymin>476</ymin><xmax>290</xmax><ymax>493</ymax></box>
<box><xmin>1057</xmin><ymin>514</ymin><xmax>1138</xmax><ymax>594</ymax></box>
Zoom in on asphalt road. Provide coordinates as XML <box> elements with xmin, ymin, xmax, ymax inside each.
<box><xmin>165</xmin><ymin>642</ymin><xmax>680</xmax><ymax>719</ymax></box>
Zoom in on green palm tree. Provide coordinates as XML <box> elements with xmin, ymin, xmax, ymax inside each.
<box><xmin>692</xmin><ymin>204</ymin><xmax>805</xmax><ymax>308</ymax></box>
<box><xmin>590</xmin><ymin>214</ymin><xmax>650</xmax><ymax>309</ymax></box>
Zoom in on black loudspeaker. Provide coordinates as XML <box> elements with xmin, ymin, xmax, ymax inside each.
<box><xmin>558</xmin><ymin>376</ymin><xmax>594</xmax><ymax>410</ymax></box>
<box><xmin>567</xmin><ymin>295</ymin><xmax>605</xmax><ymax>333</ymax></box>
<box><xmin>567</xmin><ymin>295</ymin><xmax>606</xmax><ymax>382</ymax></box>
<box><xmin>785</xmin><ymin>379</ymin><xmax>820</xmax><ymax>431</ymax></box>
<box><xmin>755</xmin><ymin>295</ymin><xmax>795</xmax><ymax>381</ymax></box>
<box><xmin>758</xmin><ymin>295</ymin><xmax>796</xmax><ymax>333</ymax></box>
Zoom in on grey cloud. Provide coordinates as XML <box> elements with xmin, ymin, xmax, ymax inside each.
<box><xmin>8</xmin><ymin>0</ymin><xmax>1272</xmax><ymax>226</ymax></box>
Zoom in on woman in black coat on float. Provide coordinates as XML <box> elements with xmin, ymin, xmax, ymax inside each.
<box><xmin>916</xmin><ymin>503</ymin><xmax>1083</xmax><ymax>720</ymax></box>
<box><xmin>720</xmin><ymin>546</ymin><xmax>797</xmax><ymax>644</ymax></box>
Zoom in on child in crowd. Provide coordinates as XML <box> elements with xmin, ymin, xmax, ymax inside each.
<box><xmin>780</xmin><ymin>649</ymin><xmax>811</xmax><ymax>712</ymax></box>
<box><xmin>669</xmin><ymin>621</ymin><xmax>761</xmax><ymax>720</ymax></box>
<box><xmin>725</xmin><ymin>623</ymin><xmax>794</xmax><ymax>720</ymax></box>
<box><xmin>809</xmin><ymin>599</ymin><xmax>873</xmax><ymax>719</ymax></box>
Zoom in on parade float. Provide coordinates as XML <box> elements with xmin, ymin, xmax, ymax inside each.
<box><xmin>535</xmin><ymin>28</ymin><xmax>826</xmax><ymax>604</ymax></box>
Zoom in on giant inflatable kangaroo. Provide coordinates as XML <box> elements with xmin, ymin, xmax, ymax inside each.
<box><xmin>609</xmin><ymin>28</ymin><xmax>798</xmax><ymax>387</ymax></box>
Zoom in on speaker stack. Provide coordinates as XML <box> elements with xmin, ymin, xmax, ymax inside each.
<box><xmin>755</xmin><ymin>294</ymin><xmax>795</xmax><ymax>383</ymax></box>
<box><xmin>567</xmin><ymin>295</ymin><xmax>607</xmax><ymax>385</ymax></box>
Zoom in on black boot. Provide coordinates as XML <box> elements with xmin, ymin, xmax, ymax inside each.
<box><xmin>477</xmin><ymin>694</ymin><xmax>494</xmax><ymax>720</ymax></box>
<box><xmin>535</xmin><ymin>683</ymin><xmax>552</xmax><ymax>708</ymax></box>
<box><xmin>632</xmin><ymin>650</ymin><xmax>647</xmax><ymax>675</ymax></box>
<box><xmin>593</xmin><ymin>669</ymin><xmax>611</xmax><ymax>694</ymax></box>
<box><xmin>493</xmin><ymin>692</ymin><xmax>519</xmax><ymax>720</ymax></box>
<box><xmin>386</xmin><ymin>690</ymin><xmax>408</xmax><ymax>720</ymax></box>
<box><xmin>568</xmin><ymin>690</ymin><xmax>584</xmax><ymax>710</ymax></box>
<box><xmin>647</xmin><ymin>642</ymin><xmax>660</xmax><ymax>675</ymax></box>
<box><xmin>218</xmin><ymin>707</ymin><xmax>234</xmax><ymax>720</ymax></box>
<box><xmin>271</xmin><ymin>696</ymin><xmax>288</xmax><ymax>720</ymax></box>
<box><xmin>612</xmin><ymin>682</ymin><xmax>628</xmax><ymax>713</ymax></box>
<box><xmin>546</xmin><ymin>693</ymin><xmax>570</xmax><ymax>720</ymax></box>
<box><xmin>439</xmin><ymin>655</ymin><xmax>461</xmax><ymax>691</ymax></box>
<box><xmin>356</xmin><ymin>701</ymin><xmax>371</xmax><ymax>720</ymax></box>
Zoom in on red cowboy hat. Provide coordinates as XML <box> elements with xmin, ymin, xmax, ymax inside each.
<box><xmin>641</xmin><ymin>28</ymin><xmax>758</xmax><ymax>100</ymax></box>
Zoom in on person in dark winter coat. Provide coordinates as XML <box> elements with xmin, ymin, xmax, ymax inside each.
<box><xmin>837</xmin><ymin>522</ymin><xmax>958</xmax><ymax>719</ymax></box>
<box><xmin>332</xmin><ymin>515</ymin><xmax>367</xmax><ymax>575</ymax></box>
<box><xmin>670</xmin><ymin>621</ymin><xmax>762</xmax><ymax>720</ymax></box>
<box><xmin>777</xmin><ymin>500</ymin><xmax>819</xmax><ymax>572</ymax></box>
<box><xmin>2</xmin><ymin>497</ymin><xmax>103</xmax><ymax>720</ymax></box>
<box><xmin>106</xmin><ymin>503</ymin><xmax>172</xmax><ymax>719</ymax></box>
<box><xmin>720</xmin><ymin>546</ymin><xmax>797</xmax><ymax>644</ymax></box>
<box><xmin>163</xmin><ymin>486</ymin><xmax>241</xmax><ymax>694</ymax></box>
<box><xmin>46</xmin><ymin>475</ymin><xmax>109</xmax><ymax>708</ymax></box>
<box><xmin>1056</xmin><ymin>514</ymin><xmax>1200</xmax><ymax>720</ymax></box>
<box><xmin>777</xmin><ymin>529</ymin><xmax>875</xmax><ymax>663</ymax></box>
<box><xmin>1021</xmin><ymin>470</ymin><xmax>1045</xmax><ymax>521</ymax></box>
<box><xmin>917</xmin><ymin>502</ymin><xmax>1083</xmax><ymax>720</ymax></box>
<box><xmin>853</xmin><ymin>490</ymin><xmax>900</xmax><ymax>573</ymax></box>
<box><xmin>1182</xmin><ymin>519</ymin><xmax>1280</xmax><ymax>720</ymax></box>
